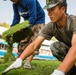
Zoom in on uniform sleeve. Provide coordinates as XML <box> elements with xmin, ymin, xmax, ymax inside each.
<box><xmin>27</xmin><ymin>0</ymin><xmax>37</xmax><ymax>25</ymax></box>
<box><xmin>11</xmin><ymin>4</ymin><xmax>20</xmax><ymax>26</ymax></box>
<box><xmin>39</xmin><ymin>22</ymin><xmax>53</xmax><ymax>40</ymax></box>
<box><xmin>72</xmin><ymin>19</ymin><xmax>76</xmax><ymax>34</ymax></box>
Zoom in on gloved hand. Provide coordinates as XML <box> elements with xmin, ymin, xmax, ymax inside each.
<box><xmin>50</xmin><ymin>69</ymin><xmax>65</xmax><ymax>75</ymax></box>
<box><xmin>2</xmin><ymin>58</ymin><xmax>22</xmax><ymax>74</ymax></box>
<box><xmin>10</xmin><ymin>58</ymin><xmax>22</xmax><ymax>68</ymax></box>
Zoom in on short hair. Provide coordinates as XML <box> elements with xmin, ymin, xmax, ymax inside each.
<box><xmin>57</xmin><ymin>3</ymin><xmax>67</xmax><ymax>13</ymax></box>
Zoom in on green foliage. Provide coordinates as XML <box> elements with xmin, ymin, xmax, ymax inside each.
<box><xmin>2</xmin><ymin>20</ymin><xmax>32</xmax><ymax>43</ymax></box>
<box><xmin>0</xmin><ymin>59</ymin><xmax>61</xmax><ymax>75</ymax></box>
<box><xmin>4</xmin><ymin>42</ymin><xmax>15</xmax><ymax>63</ymax></box>
<box><xmin>4</xmin><ymin>52</ymin><xmax>15</xmax><ymax>63</ymax></box>
<box><xmin>2</xmin><ymin>20</ymin><xmax>32</xmax><ymax>63</ymax></box>
<box><xmin>2</xmin><ymin>20</ymin><xmax>30</xmax><ymax>40</ymax></box>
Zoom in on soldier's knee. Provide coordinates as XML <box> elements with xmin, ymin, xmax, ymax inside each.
<box><xmin>50</xmin><ymin>41</ymin><xmax>62</xmax><ymax>54</ymax></box>
<box><xmin>50</xmin><ymin>41</ymin><xmax>69</xmax><ymax>61</ymax></box>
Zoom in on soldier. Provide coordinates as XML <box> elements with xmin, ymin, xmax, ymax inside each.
<box><xmin>6</xmin><ymin>0</ymin><xmax>76</xmax><ymax>75</ymax></box>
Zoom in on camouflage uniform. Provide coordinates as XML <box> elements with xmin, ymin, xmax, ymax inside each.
<box><xmin>50</xmin><ymin>41</ymin><xmax>69</xmax><ymax>61</ymax></box>
<box><xmin>50</xmin><ymin>42</ymin><xmax>76</xmax><ymax>75</ymax></box>
<box><xmin>39</xmin><ymin>14</ymin><xmax>76</xmax><ymax>75</ymax></box>
<box><xmin>17</xmin><ymin>24</ymin><xmax>44</xmax><ymax>56</ymax></box>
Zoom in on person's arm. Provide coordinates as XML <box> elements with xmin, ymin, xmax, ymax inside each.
<box><xmin>11</xmin><ymin>4</ymin><xmax>20</xmax><ymax>26</ymax></box>
<box><xmin>51</xmin><ymin>34</ymin><xmax>76</xmax><ymax>75</ymax></box>
<box><xmin>4</xmin><ymin>36</ymin><xmax>45</xmax><ymax>70</ymax></box>
<box><xmin>27</xmin><ymin>0</ymin><xmax>37</xmax><ymax>24</ymax></box>
<box><xmin>57</xmin><ymin>34</ymin><xmax>76</xmax><ymax>73</ymax></box>
<box><xmin>20</xmin><ymin>36</ymin><xmax>45</xmax><ymax>60</ymax></box>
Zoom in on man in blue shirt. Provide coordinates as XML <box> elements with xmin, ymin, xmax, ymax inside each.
<box><xmin>10</xmin><ymin>0</ymin><xmax>45</xmax><ymax>69</ymax></box>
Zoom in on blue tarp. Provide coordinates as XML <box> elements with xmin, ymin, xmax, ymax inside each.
<box><xmin>34</xmin><ymin>55</ymin><xmax>57</xmax><ymax>60</ymax></box>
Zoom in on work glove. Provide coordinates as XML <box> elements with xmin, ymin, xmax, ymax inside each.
<box><xmin>11</xmin><ymin>58</ymin><xmax>22</xmax><ymax>68</ymax></box>
<box><xmin>50</xmin><ymin>69</ymin><xmax>65</xmax><ymax>75</ymax></box>
<box><xmin>5</xmin><ymin>58</ymin><xmax>22</xmax><ymax>71</ymax></box>
<box><xmin>9</xmin><ymin>58</ymin><xmax>22</xmax><ymax>68</ymax></box>
<box><xmin>2</xmin><ymin>58</ymin><xmax>22</xmax><ymax>74</ymax></box>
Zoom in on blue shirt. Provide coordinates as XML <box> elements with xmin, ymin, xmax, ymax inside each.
<box><xmin>11</xmin><ymin>0</ymin><xmax>45</xmax><ymax>26</ymax></box>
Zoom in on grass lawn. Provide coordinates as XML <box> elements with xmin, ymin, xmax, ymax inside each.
<box><xmin>0</xmin><ymin>58</ymin><xmax>61</xmax><ymax>75</ymax></box>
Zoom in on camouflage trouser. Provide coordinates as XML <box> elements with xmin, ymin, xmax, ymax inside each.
<box><xmin>50</xmin><ymin>41</ymin><xmax>69</xmax><ymax>61</ymax></box>
<box><xmin>17</xmin><ymin>23</ymin><xmax>44</xmax><ymax>56</ymax></box>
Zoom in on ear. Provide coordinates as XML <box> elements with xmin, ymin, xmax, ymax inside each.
<box><xmin>61</xmin><ymin>6</ymin><xmax>65</xmax><ymax>13</ymax></box>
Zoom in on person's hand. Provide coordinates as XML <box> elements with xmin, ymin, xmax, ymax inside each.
<box><xmin>50</xmin><ymin>69</ymin><xmax>65</xmax><ymax>75</ymax></box>
<box><xmin>2</xmin><ymin>58</ymin><xmax>22</xmax><ymax>74</ymax></box>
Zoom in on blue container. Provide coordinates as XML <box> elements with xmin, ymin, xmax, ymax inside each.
<box><xmin>0</xmin><ymin>50</ymin><xmax>18</xmax><ymax>57</ymax></box>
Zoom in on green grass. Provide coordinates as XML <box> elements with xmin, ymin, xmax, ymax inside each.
<box><xmin>0</xmin><ymin>58</ymin><xmax>61</xmax><ymax>75</ymax></box>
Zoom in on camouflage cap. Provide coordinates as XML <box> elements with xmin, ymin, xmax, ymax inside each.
<box><xmin>43</xmin><ymin>0</ymin><xmax>66</xmax><ymax>9</ymax></box>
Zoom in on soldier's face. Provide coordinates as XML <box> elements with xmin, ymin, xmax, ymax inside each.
<box><xmin>47</xmin><ymin>5</ymin><xmax>65</xmax><ymax>23</ymax></box>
